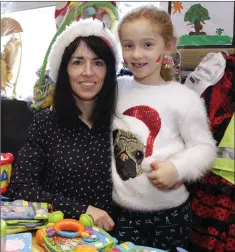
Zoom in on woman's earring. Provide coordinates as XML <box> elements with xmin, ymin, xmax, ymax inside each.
<box><xmin>163</xmin><ymin>54</ymin><xmax>172</xmax><ymax>69</ymax></box>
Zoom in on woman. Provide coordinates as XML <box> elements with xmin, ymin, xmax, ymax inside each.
<box><xmin>8</xmin><ymin>18</ymin><xmax>120</xmax><ymax>232</ymax></box>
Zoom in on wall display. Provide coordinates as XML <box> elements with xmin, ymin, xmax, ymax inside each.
<box><xmin>170</xmin><ymin>1</ymin><xmax>234</xmax><ymax>47</ymax></box>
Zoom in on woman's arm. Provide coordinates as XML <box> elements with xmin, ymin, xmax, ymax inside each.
<box><xmin>7</xmin><ymin>113</ymin><xmax>88</xmax><ymax>219</ymax></box>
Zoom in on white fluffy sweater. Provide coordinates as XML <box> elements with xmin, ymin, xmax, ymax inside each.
<box><xmin>112</xmin><ymin>76</ymin><xmax>217</xmax><ymax>211</ymax></box>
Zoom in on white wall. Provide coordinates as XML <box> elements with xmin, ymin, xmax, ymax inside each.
<box><xmin>1</xmin><ymin>1</ymin><xmax>56</xmax><ymax>13</ymax></box>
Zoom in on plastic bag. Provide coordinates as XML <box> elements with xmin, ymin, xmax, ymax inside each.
<box><xmin>1</xmin><ymin>17</ymin><xmax>23</xmax><ymax>98</ymax></box>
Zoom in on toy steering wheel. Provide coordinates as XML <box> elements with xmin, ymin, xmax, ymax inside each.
<box><xmin>54</xmin><ymin>219</ymin><xmax>85</xmax><ymax>238</ymax></box>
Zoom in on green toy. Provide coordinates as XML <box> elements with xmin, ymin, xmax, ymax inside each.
<box><xmin>1</xmin><ymin>219</ymin><xmax>7</xmax><ymax>251</ymax></box>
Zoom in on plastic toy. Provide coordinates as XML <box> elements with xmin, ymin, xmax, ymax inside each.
<box><xmin>54</xmin><ymin>2</ymin><xmax>119</xmax><ymax>32</ymax></box>
<box><xmin>1</xmin><ymin>219</ymin><xmax>7</xmax><ymax>252</ymax></box>
<box><xmin>54</xmin><ymin>219</ymin><xmax>85</xmax><ymax>238</ymax></box>
<box><xmin>105</xmin><ymin>242</ymin><xmax>166</xmax><ymax>252</ymax></box>
<box><xmin>36</xmin><ymin>214</ymin><xmax>168</xmax><ymax>252</ymax></box>
<box><xmin>30</xmin><ymin>68</ymin><xmax>55</xmax><ymax>111</ymax></box>
<box><xmin>1</xmin><ymin>200</ymin><xmax>64</xmax><ymax>234</ymax></box>
<box><xmin>1</xmin><ymin>153</ymin><xmax>14</xmax><ymax>194</ymax></box>
<box><xmin>1</xmin><ymin>200</ymin><xmax>50</xmax><ymax>220</ymax></box>
<box><xmin>36</xmin><ymin>214</ymin><xmax>116</xmax><ymax>251</ymax></box>
<box><xmin>75</xmin><ymin>246</ymin><xmax>98</xmax><ymax>252</ymax></box>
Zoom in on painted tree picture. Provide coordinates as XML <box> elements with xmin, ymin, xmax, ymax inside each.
<box><xmin>171</xmin><ymin>1</ymin><xmax>234</xmax><ymax>46</ymax></box>
<box><xmin>184</xmin><ymin>4</ymin><xmax>210</xmax><ymax>35</ymax></box>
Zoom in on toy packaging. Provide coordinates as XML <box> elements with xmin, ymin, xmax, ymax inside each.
<box><xmin>0</xmin><ymin>200</ymin><xmax>53</xmax><ymax>234</ymax></box>
<box><xmin>6</xmin><ymin>232</ymin><xmax>32</xmax><ymax>252</ymax></box>
<box><xmin>1</xmin><ymin>205</ymin><xmax>36</xmax><ymax>220</ymax></box>
<box><xmin>1</xmin><ymin>153</ymin><xmax>14</xmax><ymax>194</ymax></box>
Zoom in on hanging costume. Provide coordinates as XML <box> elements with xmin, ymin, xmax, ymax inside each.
<box><xmin>187</xmin><ymin>54</ymin><xmax>235</xmax><ymax>252</ymax></box>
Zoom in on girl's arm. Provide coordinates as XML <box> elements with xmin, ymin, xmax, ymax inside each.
<box><xmin>169</xmin><ymin>93</ymin><xmax>217</xmax><ymax>181</ymax></box>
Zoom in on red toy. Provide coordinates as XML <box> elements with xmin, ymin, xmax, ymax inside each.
<box><xmin>1</xmin><ymin>153</ymin><xmax>14</xmax><ymax>194</ymax></box>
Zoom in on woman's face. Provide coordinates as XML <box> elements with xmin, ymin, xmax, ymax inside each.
<box><xmin>67</xmin><ymin>40</ymin><xmax>107</xmax><ymax>102</ymax></box>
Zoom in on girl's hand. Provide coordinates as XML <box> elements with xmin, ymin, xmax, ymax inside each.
<box><xmin>147</xmin><ymin>160</ymin><xmax>179</xmax><ymax>189</ymax></box>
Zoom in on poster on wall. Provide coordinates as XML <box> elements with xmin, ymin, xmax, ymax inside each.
<box><xmin>170</xmin><ymin>1</ymin><xmax>234</xmax><ymax>47</ymax></box>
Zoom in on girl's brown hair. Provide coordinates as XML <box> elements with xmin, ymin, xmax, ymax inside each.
<box><xmin>118</xmin><ymin>6</ymin><xmax>176</xmax><ymax>81</ymax></box>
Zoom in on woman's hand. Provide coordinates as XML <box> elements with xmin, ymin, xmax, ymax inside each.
<box><xmin>86</xmin><ymin>205</ymin><xmax>115</xmax><ymax>231</ymax></box>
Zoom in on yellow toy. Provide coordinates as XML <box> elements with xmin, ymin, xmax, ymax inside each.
<box><xmin>1</xmin><ymin>153</ymin><xmax>14</xmax><ymax>194</ymax></box>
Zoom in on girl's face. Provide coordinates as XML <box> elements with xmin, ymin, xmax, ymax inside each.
<box><xmin>120</xmin><ymin>17</ymin><xmax>170</xmax><ymax>84</ymax></box>
<box><xmin>67</xmin><ymin>40</ymin><xmax>107</xmax><ymax>102</ymax></box>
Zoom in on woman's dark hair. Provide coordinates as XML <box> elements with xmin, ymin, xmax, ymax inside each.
<box><xmin>53</xmin><ymin>36</ymin><xmax>117</xmax><ymax>128</ymax></box>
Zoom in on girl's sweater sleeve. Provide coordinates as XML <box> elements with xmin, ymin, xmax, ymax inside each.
<box><xmin>169</xmin><ymin>92</ymin><xmax>217</xmax><ymax>181</ymax></box>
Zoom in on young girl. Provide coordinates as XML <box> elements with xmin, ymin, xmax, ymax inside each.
<box><xmin>111</xmin><ymin>6</ymin><xmax>217</xmax><ymax>251</ymax></box>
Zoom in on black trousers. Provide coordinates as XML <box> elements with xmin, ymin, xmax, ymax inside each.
<box><xmin>111</xmin><ymin>199</ymin><xmax>192</xmax><ymax>252</ymax></box>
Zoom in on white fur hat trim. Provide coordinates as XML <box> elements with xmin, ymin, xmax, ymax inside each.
<box><xmin>48</xmin><ymin>18</ymin><xmax>121</xmax><ymax>82</ymax></box>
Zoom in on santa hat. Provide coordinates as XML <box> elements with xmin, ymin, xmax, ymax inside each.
<box><xmin>48</xmin><ymin>18</ymin><xmax>121</xmax><ymax>82</ymax></box>
<box><xmin>113</xmin><ymin>105</ymin><xmax>161</xmax><ymax>172</ymax></box>
<box><xmin>185</xmin><ymin>52</ymin><xmax>226</xmax><ymax>96</ymax></box>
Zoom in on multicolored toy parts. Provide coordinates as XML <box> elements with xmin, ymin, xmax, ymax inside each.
<box><xmin>1</xmin><ymin>200</ymin><xmax>57</xmax><ymax>234</ymax></box>
<box><xmin>1</xmin><ymin>153</ymin><xmax>14</xmax><ymax>194</ymax></box>
<box><xmin>36</xmin><ymin>213</ymin><xmax>167</xmax><ymax>252</ymax></box>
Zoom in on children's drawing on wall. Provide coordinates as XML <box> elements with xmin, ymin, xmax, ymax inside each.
<box><xmin>171</xmin><ymin>1</ymin><xmax>234</xmax><ymax>46</ymax></box>
<box><xmin>171</xmin><ymin>1</ymin><xmax>183</xmax><ymax>14</ymax></box>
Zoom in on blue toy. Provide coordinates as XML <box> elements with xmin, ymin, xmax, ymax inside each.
<box><xmin>108</xmin><ymin>242</ymin><xmax>166</xmax><ymax>252</ymax></box>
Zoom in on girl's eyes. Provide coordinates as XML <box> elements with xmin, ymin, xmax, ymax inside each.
<box><xmin>122</xmin><ymin>43</ymin><xmax>153</xmax><ymax>49</ymax></box>
<box><xmin>145</xmin><ymin>42</ymin><xmax>152</xmax><ymax>48</ymax></box>
<box><xmin>123</xmin><ymin>44</ymin><xmax>133</xmax><ymax>49</ymax></box>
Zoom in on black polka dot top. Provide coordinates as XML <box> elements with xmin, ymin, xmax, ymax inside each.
<box><xmin>8</xmin><ymin>109</ymin><xmax>113</xmax><ymax>219</ymax></box>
